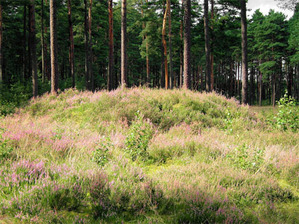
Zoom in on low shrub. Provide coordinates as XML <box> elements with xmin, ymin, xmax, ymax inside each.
<box><xmin>0</xmin><ymin>129</ymin><xmax>13</xmax><ymax>161</ymax></box>
<box><xmin>226</xmin><ymin>144</ymin><xmax>264</xmax><ymax>172</ymax></box>
<box><xmin>125</xmin><ymin>111</ymin><xmax>154</xmax><ymax>161</ymax></box>
<box><xmin>106</xmin><ymin>161</ymin><xmax>164</xmax><ymax>215</ymax></box>
<box><xmin>92</xmin><ymin>137</ymin><xmax>113</xmax><ymax>167</ymax></box>
<box><xmin>0</xmin><ymin>160</ymin><xmax>109</xmax><ymax>221</ymax></box>
<box><xmin>274</xmin><ymin>93</ymin><xmax>298</xmax><ymax>132</ymax></box>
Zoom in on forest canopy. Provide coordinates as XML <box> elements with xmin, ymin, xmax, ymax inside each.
<box><xmin>0</xmin><ymin>0</ymin><xmax>298</xmax><ymax>113</ymax></box>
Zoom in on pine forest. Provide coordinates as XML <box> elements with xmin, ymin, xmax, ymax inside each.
<box><xmin>0</xmin><ymin>0</ymin><xmax>298</xmax><ymax>223</ymax></box>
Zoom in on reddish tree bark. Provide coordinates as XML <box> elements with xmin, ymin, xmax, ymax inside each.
<box><xmin>84</xmin><ymin>0</ymin><xmax>90</xmax><ymax>90</ymax></box>
<box><xmin>146</xmin><ymin>10</ymin><xmax>150</xmax><ymax>86</ymax></box>
<box><xmin>29</xmin><ymin>0</ymin><xmax>38</xmax><ymax>97</ymax></box>
<box><xmin>22</xmin><ymin>4</ymin><xmax>27</xmax><ymax>81</ymax></box>
<box><xmin>88</xmin><ymin>0</ymin><xmax>93</xmax><ymax>91</ymax></box>
<box><xmin>204</xmin><ymin>0</ymin><xmax>211</xmax><ymax>91</ymax></box>
<box><xmin>210</xmin><ymin>0</ymin><xmax>214</xmax><ymax>90</ymax></box>
<box><xmin>162</xmin><ymin>0</ymin><xmax>170</xmax><ymax>89</ymax></box>
<box><xmin>121</xmin><ymin>0</ymin><xmax>127</xmax><ymax>88</ymax></box>
<box><xmin>168</xmin><ymin>0</ymin><xmax>173</xmax><ymax>88</ymax></box>
<box><xmin>0</xmin><ymin>3</ymin><xmax>3</xmax><ymax>82</ymax></box>
<box><xmin>108</xmin><ymin>0</ymin><xmax>114</xmax><ymax>90</ymax></box>
<box><xmin>68</xmin><ymin>0</ymin><xmax>75</xmax><ymax>88</ymax></box>
<box><xmin>180</xmin><ymin>0</ymin><xmax>183</xmax><ymax>88</ymax></box>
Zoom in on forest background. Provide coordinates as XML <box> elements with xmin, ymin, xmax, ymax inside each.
<box><xmin>0</xmin><ymin>1</ymin><xmax>298</xmax><ymax>223</ymax></box>
<box><xmin>0</xmin><ymin>0</ymin><xmax>298</xmax><ymax>115</ymax></box>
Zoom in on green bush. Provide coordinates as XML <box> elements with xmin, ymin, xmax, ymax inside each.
<box><xmin>226</xmin><ymin>144</ymin><xmax>264</xmax><ymax>172</ymax></box>
<box><xmin>0</xmin><ymin>129</ymin><xmax>13</xmax><ymax>161</ymax></box>
<box><xmin>0</xmin><ymin>81</ymin><xmax>32</xmax><ymax>115</ymax></box>
<box><xmin>92</xmin><ymin>137</ymin><xmax>113</xmax><ymax>167</ymax></box>
<box><xmin>125</xmin><ymin>111</ymin><xmax>154</xmax><ymax>161</ymax></box>
<box><xmin>274</xmin><ymin>94</ymin><xmax>298</xmax><ymax>132</ymax></box>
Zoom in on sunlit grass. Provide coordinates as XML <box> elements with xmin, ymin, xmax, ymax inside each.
<box><xmin>0</xmin><ymin>87</ymin><xmax>298</xmax><ymax>223</ymax></box>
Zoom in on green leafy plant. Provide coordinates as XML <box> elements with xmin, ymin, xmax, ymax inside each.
<box><xmin>274</xmin><ymin>93</ymin><xmax>298</xmax><ymax>132</ymax></box>
<box><xmin>125</xmin><ymin>111</ymin><xmax>154</xmax><ymax>161</ymax></box>
<box><xmin>92</xmin><ymin>137</ymin><xmax>113</xmax><ymax>167</ymax></box>
<box><xmin>223</xmin><ymin>109</ymin><xmax>233</xmax><ymax>133</ymax></box>
<box><xmin>226</xmin><ymin>144</ymin><xmax>264</xmax><ymax>172</ymax></box>
<box><xmin>0</xmin><ymin>129</ymin><xmax>13</xmax><ymax>160</ymax></box>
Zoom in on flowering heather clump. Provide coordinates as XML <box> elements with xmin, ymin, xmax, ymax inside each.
<box><xmin>104</xmin><ymin>161</ymin><xmax>164</xmax><ymax>216</ymax></box>
<box><xmin>0</xmin><ymin>160</ymin><xmax>109</xmax><ymax>222</ymax></box>
<box><xmin>0</xmin><ymin>87</ymin><xmax>298</xmax><ymax>223</ymax></box>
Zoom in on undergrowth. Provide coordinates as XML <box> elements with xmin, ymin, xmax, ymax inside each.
<box><xmin>0</xmin><ymin>87</ymin><xmax>298</xmax><ymax>223</ymax></box>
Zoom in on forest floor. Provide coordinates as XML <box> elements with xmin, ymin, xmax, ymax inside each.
<box><xmin>0</xmin><ymin>88</ymin><xmax>298</xmax><ymax>223</ymax></box>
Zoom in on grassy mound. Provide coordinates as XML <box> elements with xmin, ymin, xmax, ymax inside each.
<box><xmin>0</xmin><ymin>88</ymin><xmax>298</xmax><ymax>223</ymax></box>
<box><xmin>24</xmin><ymin>88</ymin><xmax>255</xmax><ymax>131</ymax></box>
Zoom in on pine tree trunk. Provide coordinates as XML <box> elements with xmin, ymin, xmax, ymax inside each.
<box><xmin>0</xmin><ymin>3</ymin><xmax>3</xmax><ymax>82</ymax></box>
<box><xmin>218</xmin><ymin>63</ymin><xmax>221</xmax><ymax>91</ymax></box>
<box><xmin>84</xmin><ymin>0</ymin><xmax>89</xmax><ymax>90</ymax></box>
<box><xmin>146</xmin><ymin>41</ymin><xmax>150</xmax><ymax>86</ymax></box>
<box><xmin>288</xmin><ymin>65</ymin><xmax>293</xmax><ymax>97</ymax></box>
<box><xmin>162</xmin><ymin>0</ymin><xmax>169</xmax><ymax>89</ymax></box>
<box><xmin>183</xmin><ymin>0</ymin><xmax>191</xmax><ymax>89</ymax></box>
<box><xmin>50</xmin><ymin>0</ymin><xmax>58</xmax><ymax>93</ymax></box>
<box><xmin>68</xmin><ymin>0</ymin><xmax>75</xmax><ymax>88</ymax></box>
<box><xmin>237</xmin><ymin>62</ymin><xmax>240</xmax><ymax>100</ymax></box>
<box><xmin>145</xmin><ymin>0</ymin><xmax>150</xmax><ymax>86</ymax></box>
<box><xmin>61</xmin><ymin>58</ymin><xmax>65</xmax><ymax>80</ymax></box>
<box><xmin>204</xmin><ymin>0</ymin><xmax>211</xmax><ymax>92</ymax></box>
<box><xmin>259</xmin><ymin>59</ymin><xmax>262</xmax><ymax>106</ymax></box>
<box><xmin>250</xmin><ymin>66</ymin><xmax>254</xmax><ymax>105</ymax></box>
<box><xmin>145</xmin><ymin>0</ymin><xmax>150</xmax><ymax>87</ymax></box>
<box><xmin>272</xmin><ymin>74</ymin><xmax>276</xmax><ymax>107</ymax></box>
<box><xmin>29</xmin><ymin>0</ymin><xmax>38</xmax><ymax>97</ymax></box>
<box><xmin>241</xmin><ymin>0</ymin><xmax>248</xmax><ymax>104</ymax></box>
<box><xmin>179</xmin><ymin>1</ymin><xmax>183</xmax><ymax>88</ymax></box>
<box><xmin>200</xmin><ymin>65</ymin><xmax>203</xmax><ymax>91</ymax></box>
<box><xmin>45</xmin><ymin>35</ymin><xmax>50</xmax><ymax>81</ymax></box>
<box><xmin>121</xmin><ymin>0</ymin><xmax>127</xmax><ymax>88</ymax></box>
<box><xmin>108</xmin><ymin>0</ymin><xmax>114</xmax><ymax>90</ymax></box>
<box><xmin>295</xmin><ymin>65</ymin><xmax>298</xmax><ymax>100</ymax></box>
<box><xmin>41</xmin><ymin>0</ymin><xmax>45</xmax><ymax>83</ymax></box>
<box><xmin>278</xmin><ymin>60</ymin><xmax>282</xmax><ymax>100</ymax></box>
<box><xmin>268</xmin><ymin>76</ymin><xmax>271</xmax><ymax>105</ymax></box>
<box><xmin>141</xmin><ymin>0</ymin><xmax>148</xmax><ymax>86</ymax></box>
<box><xmin>210</xmin><ymin>0</ymin><xmax>214</xmax><ymax>90</ymax></box>
<box><xmin>88</xmin><ymin>0</ymin><xmax>93</xmax><ymax>91</ymax></box>
<box><xmin>168</xmin><ymin>0</ymin><xmax>173</xmax><ymax>89</ymax></box>
<box><xmin>160</xmin><ymin>44</ymin><xmax>165</xmax><ymax>88</ymax></box>
<box><xmin>28</xmin><ymin>5</ymin><xmax>32</xmax><ymax>82</ymax></box>
<box><xmin>23</xmin><ymin>5</ymin><xmax>27</xmax><ymax>81</ymax></box>
<box><xmin>230</xmin><ymin>62</ymin><xmax>233</xmax><ymax>96</ymax></box>
<box><xmin>195</xmin><ymin>65</ymin><xmax>199</xmax><ymax>90</ymax></box>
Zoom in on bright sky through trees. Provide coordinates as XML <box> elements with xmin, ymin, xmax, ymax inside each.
<box><xmin>247</xmin><ymin>0</ymin><xmax>294</xmax><ymax>18</ymax></box>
